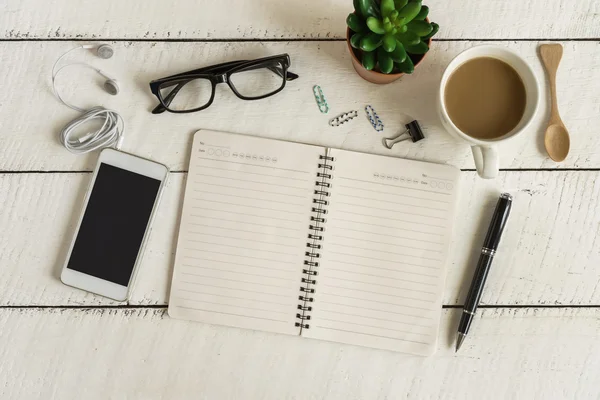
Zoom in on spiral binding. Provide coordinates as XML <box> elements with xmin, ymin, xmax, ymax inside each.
<box><xmin>296</xmin><ymin>153</ymin><xmax>334</xmax><ymax>330</ymax></box>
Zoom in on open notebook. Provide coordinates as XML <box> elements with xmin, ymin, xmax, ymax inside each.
<box><xmin>168</xmin><ymin>130</ymin><xmax>460</xmax><ymax>355</ymax></box>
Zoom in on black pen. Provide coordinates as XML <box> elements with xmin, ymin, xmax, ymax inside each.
<box><xmin>456</xmin><ymin>193</ymin><xmax>513</xmax><ymax>352</ymax></box>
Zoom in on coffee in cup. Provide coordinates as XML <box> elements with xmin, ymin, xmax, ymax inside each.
<box><xmin>445</xmin><ymin>57</ymin><xmax>527</xmax><ymax>140</ymax></box>
<box><xmin>438</xmin><ymin>46</ymin><xmax>540</xmax><ymax>179</ymax></box>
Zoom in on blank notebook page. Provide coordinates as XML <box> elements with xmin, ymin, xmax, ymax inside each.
<box><xmin>168</xmin><ymin>130</ymin><xmax>323</xmax><ymax>335</ymax></box>
<box><xmin>304</xmin><ymin>149</ymin><xmax>460</xmax><ymax>355</ymax></box>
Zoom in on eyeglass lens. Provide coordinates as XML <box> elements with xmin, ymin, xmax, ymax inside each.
<box><xmin>229</xmin><ymin>60</ymin><xmax>286</xmax><ymax>98</ymax></box>
<box><xmin>159</xmin><ymin>78</ymin><xmax>213</xmax><ymax>111</ymax></box>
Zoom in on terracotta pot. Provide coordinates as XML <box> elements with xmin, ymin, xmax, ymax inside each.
<box><xmin>346</xmin><ymin>26</ymin><xmax>432</xmax><ymax>84</ymax></box>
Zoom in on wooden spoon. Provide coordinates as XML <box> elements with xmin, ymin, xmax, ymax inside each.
<box><xmin>539</xmin><ymin>44</ymin><xmax>570</xmax><ymax>162</ymax></box>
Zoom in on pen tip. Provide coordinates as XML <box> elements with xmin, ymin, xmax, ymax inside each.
<box><xmin>455</xmin><ymin>333</ymin><xmax>465</xmax><ymax>352</ymax></box>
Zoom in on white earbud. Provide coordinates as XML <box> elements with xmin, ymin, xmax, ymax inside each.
<box><xmin>97</xmin><ymin>70</ymin><xmax>119</xmax><ymax>95</ymax></box>
<box><xmin>79</xmin><ymin>44</ymin><xmax>114</xmax><ymax>59</ymax></box>
<box><xmin>103</xmin><ymin>79</ymin><xmax>120</xmax><ymax>95</ymax></box>
<box><xmin>97</xmin><ymin>44</ymin><xmax>114</xmax><ymax>59</ymax></box>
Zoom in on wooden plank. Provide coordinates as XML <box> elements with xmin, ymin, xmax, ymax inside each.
<box><xmin>2</xmin><ymin>171</ymin><xmax>600</xmax><ymax>306</ymax></box>
<box><xmin>2</xmin><ymin>0</ymin><xmax>599</xmax><ymax>39</ymax></box>
<box><xmin>0</xmin><ymin>307</ymin><xmax>598</xmax><ymax>399</ymax></box>
<box><xmin>1</xmin><ymin>41</ymin><xmax>599</xmax><ymax>171</ymax></box>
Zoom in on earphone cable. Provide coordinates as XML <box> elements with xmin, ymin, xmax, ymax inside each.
<box><xmin>58</xmin><ymin>107</ymin><xmax>125</xmax><ymax>154</ymax></box>
<box><xmin>53</xmin><ymin>62</ymin><xmax>102</xmax><ymax>112</ymax></box>
<box><xmin>52</xmin><ymin>45</ymin><xmax>125</xmax><ymax>154</ymax></box>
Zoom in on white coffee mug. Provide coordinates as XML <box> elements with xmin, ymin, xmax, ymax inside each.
<box><xmin>438</xmin><ymin>45</ymin><xmax>540</xmax><ymax>179</ymax></box>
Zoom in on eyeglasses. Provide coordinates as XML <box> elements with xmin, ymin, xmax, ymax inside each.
<box><xmin>149</xmin><ymin>53</ymin><xmax>299</xmax><ymax>114</ymax></box>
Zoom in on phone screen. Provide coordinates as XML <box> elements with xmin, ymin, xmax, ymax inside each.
<box><xmin>66</xmin><ymin>163</ymin><xmax>162</xmax><ymax>286</ymax></box>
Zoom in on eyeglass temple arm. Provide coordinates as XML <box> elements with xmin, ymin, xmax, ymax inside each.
<box><xmin>160</xmin><ymin>59</ymin><xmax>299</xmax><ymax>81</ymax></box>
<box><xmin>223</xmin><ymin>62</ymin><xmax>298</xmax><ymax>80</ymax></box>
<box><xmin>152</xmin><ymin>104</ymin><xmax>167</xmax><ymax>114</ymax></box>
<box><xmin>263</xmin><ymin>65</ymin><xmax>299</xmax><ymax>80</ymax></box>
<box><xmin>158</xmin><ymin>60</ymin><xmax>250</xmax><ymax>81</ymax></box>
<box><xmin>151</xmin><ymin>82</ymin><xmax>186</xmax><ymax>114</ymax></box>
<box><xmin>285</xmin><ymin>70</ymin><xmax>299</xmax><ymax>80</ymax></box>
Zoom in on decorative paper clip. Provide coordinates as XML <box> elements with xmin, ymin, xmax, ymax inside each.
<box><xmin>329</xmin><ymin>110</ymin><xmax>358</xmax><ymax>127</ymax></box>
<box><xmin>383</xmin><ymin>120</ymin><xmax>425</xmax><ymax>149</ymax></box>
<box><xmin>365</xmin><ymin>105</ymin><xmax>384</xmax><ymax>132</ymax></box>
<box><xmin>313</xmin><ymin>85</ymin><xmax>329</xmax><ymax>114</ymax></box>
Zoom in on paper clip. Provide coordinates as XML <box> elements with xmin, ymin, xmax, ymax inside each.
<box><xmin>383</xmin><ymin>120</ymin><xmax>425</xmax><ymax>149</ymax></box>
<box><xmin>365</xmin><ymin>105</ymin><xmax>384</xmax><ymax>132</ymax></box>
<box><xmin>313</xmin><ymin>85</ymin><xmax>329</xmax><ymax>114</ymax></box>
<box><xmin>329</xmin><ymin>110</ymin><xmax>358</xmax><ymax>127</ymax></box>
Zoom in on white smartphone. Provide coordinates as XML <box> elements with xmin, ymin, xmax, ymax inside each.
<box><xmin>61</xmin><ymin>148</ymin><xmax>168</xmax><ymax>301</ymax></box>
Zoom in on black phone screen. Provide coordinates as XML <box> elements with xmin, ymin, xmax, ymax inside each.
<box><xmin>66</xmin><ymin>163</ymin><xmax>162</xmax><ymax>286</ymax></box>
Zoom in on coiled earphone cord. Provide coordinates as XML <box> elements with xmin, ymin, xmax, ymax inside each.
<box><xmin>58</xmin><ymin>107</ymin><xmax>124</xmax><ymax>154</ymax></box>
<box><xmin>52</xmin><ymin>46</ymin><xmax>124</xmax><ymax>154</ymax></box>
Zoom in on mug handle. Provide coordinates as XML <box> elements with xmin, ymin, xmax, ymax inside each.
<box><xmin>471</xmin><ymin>146</ymin><xmax>499</xmax><ymax>179</ymax></box>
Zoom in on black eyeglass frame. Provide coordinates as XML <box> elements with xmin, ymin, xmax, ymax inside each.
<box><xmin>149</xmin><ymin>53</ymin><xmax>299</xmax><ymax>114</ymax></box>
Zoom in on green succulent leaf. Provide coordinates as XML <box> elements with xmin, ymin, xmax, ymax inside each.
<box><xmin>384</xmin><ymin>20</ymin><xmax>393</xmax><ymax>32</ymax></box>
<box><xmin>396</xmin><ymin>55</ymin><xmax>415</xmax><ymax>74</ymax></box>
<box><xmin>346</xmin><ymin>13</ymin><xmax>367</xmax><ymax>33</ymax></box>
<box><xmin>397</xmin><ymin>0</ymin><xmax>422</xmax><ymax>23</ymax></box>
<box><xmin>380</xmin><ymin>0</ymin><xmax>395</xmax><ymax>18</ymax></box>
<box><xmin>362</xmin><ymin>50</ymin><xmax>376</xmax><ymax>70</ymax></box>
<box><xmin>353</xmin><ymin>0</ymin><xmax>364</xmax><ymax>18</ymax></box>
<box><xmin>405</xmin><ymin>40</ymin><xmax>429</xmax><ymax>54</ymax></box>
<box><xmin>394</xmin><ymin>0</ymin><xmax>408</xmax><ymax>10</ymax></box>
<box><xmin>393</xmin><ymin>17</ymin><xmax>406</xmax><ymax>27</ymax></box>
<box><xmin>399</xmin><ymin>24</ymin><xmax>408</xmax><ymax>33</ymax></box>
<box><xmin>378</xmin><ymin>48</ymin><xmax>394</xmax><ymax>74</ymax></box>
<box><xmin>414</xmin><ymin>5</ymin><xmax>429</xmax><ymax>20</ymax></box>
<box><xmin>396</xmin><ymin>30</ymin><xmax>420</xmax><ymax>46</ymax></box>
<box><xmin>382</xmin><ymin>34</ymin><xmax>397</xmax><ymax>52</ymax></box>
<box><xmin>366</xmin><ymin>17</ymin><xmax>386</xmax><ymax>34</ymax></box>
<box><xmin>350</xmin><ymin>33</ymin><xmax>364</xmax><ymax>49</ymax></box>
<box><xmin>355</xmin><ymin>0</ymin><xmax>381</xmax><ymax>19</ymax></box>
<box><xmin>406</xmin><ymin>20</ymin><xmax>433</xmax><ymax>36</ymax></box>
<box><xmin>389</xmin><ymin>40</ymin><xmax>407</xmax><ymax>63</ymax></box>
<box><xmin>422</xmin><ymin>22</ymin><xmax>439</xmax><ymax>40</ymax></box>
<box><xmin>360</xmin><ymin>32</ymin><xmax>383</xmax><ymax>51</ymax></box>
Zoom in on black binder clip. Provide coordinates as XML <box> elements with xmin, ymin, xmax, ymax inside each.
<box><xmin>382</xmin><ymin>120</ymin><xmax>425</xmax><ymax>149</ymax></box>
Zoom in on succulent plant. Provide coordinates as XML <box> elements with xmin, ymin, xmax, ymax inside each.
<box><xmin>347</xmin><ymin>0</ymin><xmax>439</xmax><ymax>74</ymax></box>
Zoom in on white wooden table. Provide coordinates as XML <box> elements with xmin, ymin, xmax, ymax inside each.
<box><xmin>1</xmin><ymin>1</ymin><xmax>600</xmax><ymax>398</ymax></box>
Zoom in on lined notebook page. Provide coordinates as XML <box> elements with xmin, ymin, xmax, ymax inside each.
<box><xmin>168</xmin><ymin>130</ymin><xmax>324</xmax><ymax>335</ymax></box>
<box><xmin>304</xmin><ymin>149</ymin><xmax>460</xmax><ymax>355</ymax></box>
